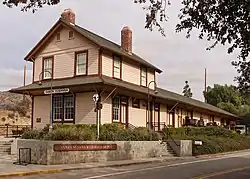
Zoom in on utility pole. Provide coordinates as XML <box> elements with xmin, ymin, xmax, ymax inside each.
<box><xmin>204</xmin><ymin>68</ymin><xmax>207</xmax><ymax>103</ymax></box>
<box><xmin>23</xmin><ymin>64</ymin><xmax>26</xmax><ymax>101</ymax></box>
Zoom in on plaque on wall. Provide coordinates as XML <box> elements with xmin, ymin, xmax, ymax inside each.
<box><xmin>36</xmin><ymin>118</ymin><xmax>41</xmax><ymax>123</ymax></box>
<box><xmin>53</xmin><ymin>144</ymin><xmax>117</xmax><ymax>151</ymax></box>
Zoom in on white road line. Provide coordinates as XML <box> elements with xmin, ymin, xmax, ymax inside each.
<box><xmin>81</xmin><ymin>152</ymin><xmax>250</xmax><ymax>179</ymax></box>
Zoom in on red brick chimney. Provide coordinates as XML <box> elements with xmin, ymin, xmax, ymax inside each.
<box><xmin>121</xmin><ymin>26</ymin><xmax>132</xmax><ymax>53</ymax></box>
<box><xmin>61</xmin><ymin>8</ymin><xmax>75</xmax><ymax>24</ymax></box>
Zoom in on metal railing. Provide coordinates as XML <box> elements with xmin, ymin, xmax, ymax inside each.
<box><xmin>151</xmin><ymin>122</ymin><xmax>166</xmax><ymax>132</ymax></box>
<box><xmin>121</xmin><ymin>123</ymin><xmax>136</xmax><ymax>130</ymax></box>
<box><xmin>0</xmin><ymin>125</ymin><xmax>31</xmax><ymax>138</ymax></box>
<box><xmin>162</xmin><ymin>123</ymin><xmax>180</xmax><ymax>147</ymax></box>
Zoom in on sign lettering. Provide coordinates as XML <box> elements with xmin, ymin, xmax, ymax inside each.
<box><xmin>53</xmin><ymin>144</ymin><xmax>117</xmax><ymax>151</ymax></box>
<box><xmin>44</xmin><ymin>88</ymin><xmax>70</xmax><ymax>95</ymax></box>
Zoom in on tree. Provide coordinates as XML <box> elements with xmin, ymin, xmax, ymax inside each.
<box><xmin>182</xmin><ymin>81</ymin><xmax>192</xmax><ymax>98</ymax></box>
<box><xmin>3</xmin><ymin>0</ymin><xmax>250</xmax><ymax>89</ymax></box>
<box><xmin>204</xmin><ymin>84</ymin><xmax>250</xmax><ymax>116</ymax></box>
<box><xmin>204</xmin><ymin>84</ymin><xmax>242</xmax><ymax>107</ymax></box>
<box><xmin>3</xmin><ymin>1</ymin><xmax>249</xmax><ymax>57</ymax></box>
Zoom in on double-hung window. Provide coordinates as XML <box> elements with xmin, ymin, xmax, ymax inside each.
<box><xmin>75</xmin><ymin>51</ymin><xmax>87</xmax><ymax>75</ymax></box>
<box><xmin>113</xmin><ymin>56</ymin><xmax>121</xmax><ymax>79</ymax></box>
<box><xmin>112</xmin><ymin>96</ymin><xmax>120</xmax><ymax>122</ymax></box>
<box><xmin>43</xmin><ymin>57</ymin><xmax>53</xmax><ymax>80</ymax></box>
<box><xmin>140</xmin><ymin>67</ymin><xmax>147</xmax><ymax>86</ymax></box>
<box><xmin>53</xmin><ymin>94</ymin><xmax>74</xmax><ymax>123</ymax></box>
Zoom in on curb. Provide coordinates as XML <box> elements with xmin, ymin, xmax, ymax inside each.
<box><xmin>195</xmin><ymin>154</ymin><xmax>222</xmax><ymax>158</ymax></box>
<box><xmin>195</xmin><ymin>149</ymin><xmax>250</xmax><ymax>159</ymax></box>
<box><xmin>0</xmin><ymin>159</ymin><xmax>168</xmax><ymax>178</ymax></box>
<box><xmin>0</xmin><ymin>169</ymin><xmax>64</xmax><ymax>177</ymax></box>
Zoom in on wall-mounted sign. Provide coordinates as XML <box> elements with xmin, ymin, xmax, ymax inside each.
<box><xmin>53</xmin><ymin>144</ymin><xmax>117</xmax><ymax>151</ymax></box>
<box><xmin>44</xmin><ymin>88</ymin><xmax>69</xmax><ymax>95</ymax></box>
<box><xmin>36</xmin><ymin>118</ymin><xmax>41</xmax><ymax>123</ymax></box>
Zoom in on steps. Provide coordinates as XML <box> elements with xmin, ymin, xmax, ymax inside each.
<box><xmin>159</xmin><ymin>140</ymin><xmax>178</xmax><ymax>157</ymax></box>
<box><xmin>166</xmin><ymin>142</ymin><xmax>178</xmax><ymax>157</ymax></box>
<box><xmin>0</xmin><ymin>141</ymin><xmax>12</xmax><ymax>155</ymax></box>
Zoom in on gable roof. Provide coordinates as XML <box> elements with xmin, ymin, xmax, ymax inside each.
<box><xmin>25</xmin><ymin>18</ymin><xmax>162</xmax><ymax>73</ymax></box>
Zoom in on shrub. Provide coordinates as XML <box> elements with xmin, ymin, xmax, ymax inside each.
<box><xmin>99</xmin><ymin>126</ymin><xmax>160</xmax><ymax>141</ymax></box>
<box><xmin>1</xmin><ymin>117</ymin><xmax>6</xmax><ymax>122</ymax></box>
<box><xmin>163</xmin><ymin>126</ymin><xmax>237</xmax><ymax>138</ymax></box>
<box><xmin>21</xmin><ymin>124</ymin><xmax>160</xmax><ymax>141</ymax></box>
<box><xmin>21</xmin><ymin>129</ymin><xmax>41</xmax><ymax>139</ymax></box>
<box><xmin>43</xmin><ymin>126</ymin><xmax>96</xmax><ymax>141</ymax></box>
<box><xmin>8</xmin><ymin>113</ymin><xmax>15</xmax><ymax>119</ymax></box>
<box><xmin>168</xmin><ymin>127</ymin><xmax>250</xmax><ymax>155</ymax></box>
<box><xmin>15</xmin><ymin>98</ymin><xmax>30</xmax><ymax>117</ymax></box>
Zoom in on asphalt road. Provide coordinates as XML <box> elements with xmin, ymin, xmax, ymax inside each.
<box><xmin>9</xmin><ymin>154</ymin><xmax>250</xmax><ymax>179</ymax></box>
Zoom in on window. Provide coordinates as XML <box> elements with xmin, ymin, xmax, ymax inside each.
<box><xmin>64</xmin><ymin>95</ymin><xmax>74</xmax><ymax>121</ymax></box>
<box><xmin>132</xmin><ymin>98</ymin><xmax>140</xmax><ymax>108</ymax></box>
<box><xmin>113</xmin><ymin>56</ymin><xmax>121</xmax><ymax>79</ymax></box>
<box><xmin>43</xmin><ymin>57</ymin><xmax>53</xmax><ymax>79</ymax></box>
<box><xmin>53</xmin><ymin>95</ymin><xmax>63</xmax><ymax>122</ymax></box>
<box><xmin>75</xmin><ymin>51</ymin><xmax>87</xmax><ymax>75</ymax></box>
<box><xmin>69</xmin><ymin>30</ymin><xmax>74</xmax><ymax>39</ymax></box>
<box><xmin>53</xmin><ymin>94</ymin><xmax>74</xmax><ymax>123</ymax></box>
<box><xmin>140</xmin><ymin>67</ymin><xmax>147</xmax><ymax>86</ymax></box>
<box><xmin>112</xmin><ymin>96</ymin><xmax>120</xmax><ymax>122</ymax></box>
<box><xmin>56</xmin><ymin>33</ymin><xmax>60</xmax><ymax>41</ymax></box>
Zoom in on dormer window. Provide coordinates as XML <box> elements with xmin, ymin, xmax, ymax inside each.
<box><xmin>69</xmin><ymin>30</ymin><xmax>74</xmax><ymax>39</ymax></box>
<box><xmin>56</xmin><ymin>33</ymin><xmax>60</xmax><ymax>41</ymax></box>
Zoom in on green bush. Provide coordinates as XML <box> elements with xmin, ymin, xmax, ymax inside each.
<box><xmin>43</xmin><ymin>126</ymin><xmax>96</xmax><ymax>141</ymax></box>
<box><xmin>164</xmin><ymin>126</ymin><xmax>237</xmax><ymax>138</ymax></box>
<box><xmin>167</xmin><ymin>126</ymin><xmax>250</xmax><ymax>155</ymax></box>
<box><xmin>21</xmin><ymin>123</ymin><xmax>160</xmax><ymax>141</ymax></box>
<box><xmin>21</xmin><ymin>129</ymin><xmax>41</xmax><ymax>139</ymax></box>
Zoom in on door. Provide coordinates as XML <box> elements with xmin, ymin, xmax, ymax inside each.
<box><xmin>121</xmin><ymin>104</ymin><xmax>127</xmax><ymax>124</ymax></box>
<box><xmin>154</xmin><ymin>103</ymin><xmax>160</xmax><ymax>131</ymax></box>
<box><xmin>120</xmin><ymin>97</ymin><xmax>128</xmax><ymax>127</ymax></box>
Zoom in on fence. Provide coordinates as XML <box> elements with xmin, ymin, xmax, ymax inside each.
<box><xmin>0</xmin><ymin>125</ymin><xmax>31</xmax><ymax>138</ymax></box>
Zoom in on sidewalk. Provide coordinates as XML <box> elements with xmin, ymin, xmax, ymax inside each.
<box><xmin>0</xmin><ymin>156</ymin><xmax>191</xmax><ymax>178</ymax></box>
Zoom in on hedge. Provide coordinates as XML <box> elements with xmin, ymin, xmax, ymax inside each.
<box><xmin>163</xmin><ymin>126</ymin><xmax>250</xmax><ymax>155</ymax></box>
<box><xmin>21</xmin><ymin>123</ymin><xmax>161</xmax><ymax>141</ymax></box>
<box><xmin>163</xmin><ymin>126</ymin><xmax>237</xmax><ymax>138</ymax></box>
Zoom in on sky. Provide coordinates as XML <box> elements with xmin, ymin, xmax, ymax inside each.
<box><xmin>0</xmin><ymin>0</ymin><xmax>239</xmax><ymax>101</ymax></box>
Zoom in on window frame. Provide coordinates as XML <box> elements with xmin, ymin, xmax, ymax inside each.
<box><xmin>74</xmin><ymin>50</ymin><xmax>88</xmax><ymax>76</ymax></box>
<box><xmin>56</xmin><ymin>33</ymin><xmax>61</xmax><ymax>41</ymax></box>
<box><xmin>132</xmin><ymin>98</ymin><xmax>140</xmax><ymax>108</ymax></box>
<box><xmin>52</xmin><ymin>94</ymin><xmax>75</xmax><ymax>124</ymax></box>
<box><xmin>112</xmin><ymin>55</ymin><xmax>122</xmax><ymax>79</ymax></box>
<box><xmin>42</xmin><ymin>56</ymin><xmax>54</xmax><ymax>80</ymax></box>
<box><xmin>112</xmin><ymin>96</ymin><xmax>120</xmax><ymax>122</ymax></box>
<box><xmin>140</xmin><ymin>66</ymin><xmax>147</xmax><ymax>87</ymax></box>
<box><xmin>69</xmin><ymin>30</ymin><xmax>74</xmax><ymax>39</ymax></box>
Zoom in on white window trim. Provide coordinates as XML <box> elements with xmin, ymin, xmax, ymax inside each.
<box><xmin>43</xmin><ymin>57</ymin><xmax>53</xmax><ymax>80</ymax></box>
<box><xmin>141</xmin><ymin>67</ymin><xmax>147</xmax><ymax>86</ymax></box>
<box><xmin>76</xmin><ymin>51</ymin><xmax>87</xmax><ymax>76</ymax></box>
<box><xmin>113</xmin><ymin>56</ymin><xmax>121</xmax><ymax>79</ymax></box>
